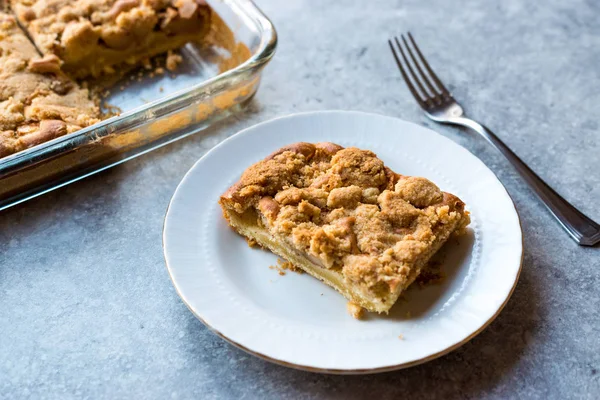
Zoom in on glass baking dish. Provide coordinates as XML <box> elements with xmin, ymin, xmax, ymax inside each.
<box><xmin>0</xmin><ymin>0</ymin><xmax>276</xmax><ymax>210</ymax></box>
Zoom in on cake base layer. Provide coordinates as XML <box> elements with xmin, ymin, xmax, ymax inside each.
<box><xmin>223</xmin><ymin>207</ymin><xmax>463</xmax><ymax>314</ymax></box>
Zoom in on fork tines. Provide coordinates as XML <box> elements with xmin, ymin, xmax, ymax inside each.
<box><xmin>388</xmin><ymin>33</ymin><xmax>449</xmax><ymax>106</ymax></box>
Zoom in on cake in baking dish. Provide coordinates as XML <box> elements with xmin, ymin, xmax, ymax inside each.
<box><xmin>0</xmin><ymin>12</ymin><xmax>100</xmax><ymax>158</ymax></box>
<box><xmin>10</xmin><ymin>0</ymin><xmax>212</xmax><ymax>78</ymax></box>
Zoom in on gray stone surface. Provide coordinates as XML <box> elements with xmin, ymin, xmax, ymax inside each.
<box><xmin>1</xmin><ymin>0</ymin><xmax>599</xmax><ymax>398</ymax></box>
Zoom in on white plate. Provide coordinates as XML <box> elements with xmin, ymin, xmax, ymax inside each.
<box><xmin>163</xmin><ymin>111</ymin><xmax>523</xmax><ymax>373</ymax></box>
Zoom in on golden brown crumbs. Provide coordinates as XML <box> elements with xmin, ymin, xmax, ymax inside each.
<box><xmin>269</xmin><ymin>259</ymin><xmax>304</xmax><ymax>276</ymax></box>
<box><xmin>159</xmin><ymin>87</ymin><xmax>164</xmax><ymax>92</ymax></box>
<box><xmin>277</xmin><ymin>259</ymin><xmax>304</xmax><ymax>274</ymax></box>
<box><xmin>246</xmin><ymin>237</ymin><xmax>259</xmax><ymax>248</ymax></box>
<box><xmin>142</xmin><ymin>58</ymin><xmax>152</xmax><ymax>70</ymax></box>
<box><xmin>416</xmin><ymin>270</ymin><xmax>445</xmax><ymax>287</ymax></box>
<box><xmin>416</xmin><ymin>259</ymin><xmax>446</xmax><ymax>287</ymax></box>
<box><xmin>166</xmin><ymin>50</ymin><xmax>183</xmax><ymax>72</ymax></box>
<box><xmin>268</xmin><ymin>262</ymin><xmax>285</xmax><ymax>275</ymax></box>
<box><xmin>156</xmin><ymin>67</ymin><xmax>165</xmax><ymax>75</ymax></box>
<box><xmin>398</xmin><ymin>334</ymin><xmax>404</xmax><ymax>340</ymax></box>
<box><xmin>347</xmin><ymin>302</ymin><xmax>365</xmax><ymax>320</ymax></box>
<box><xmin>101</xmin><ymin>103</ymin><xmax>122</xmax><ymax>118</ymax></box>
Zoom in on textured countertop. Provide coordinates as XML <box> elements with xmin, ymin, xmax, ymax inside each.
<box><xmin>1</xmin><ymin>0</ymin><xmax>599</xmax><ymax>398</ymax></box>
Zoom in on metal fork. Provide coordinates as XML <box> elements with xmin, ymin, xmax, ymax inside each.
<box><xmin>388</xmin><ymin>33</ymin><xmax>600</xmax><ymax>246</ymax></box>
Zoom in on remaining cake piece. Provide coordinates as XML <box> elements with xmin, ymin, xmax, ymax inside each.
<box><xmin>220</xmin><ymin>142</ymin><xmax>471</xmax><ymax>313</ymax></box>
<box><xmin>0</xmin><ymin>12</ymin><xmax>100</xmax><ymax>158</ymax></box>
<box><xmin>11</xmin><ymin>0</ymin><xmax>212</xmax><ymax>78</ymax></box>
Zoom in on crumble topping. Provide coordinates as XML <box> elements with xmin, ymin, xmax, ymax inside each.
<box><xmin>220</xmin><ymin>142</ymin><xmax>470</xmax><ymax>298</ymax></box>
<box><xmin>10</xmin><ymin>0</ymin><xmax>211</xmax><ymax>78</ymax></box>
<box><xmin>0</xmin><ymin>13</ymin><xmax>100</xmax><ymax>157</ymax></box>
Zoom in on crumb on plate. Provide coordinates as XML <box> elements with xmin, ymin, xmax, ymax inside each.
<box><xmin>269</xmin><ymin>258</ymin><xmax>305</xmax><ymax>276</ymax></box>
<box><xmin>347</xmin><ymin>302</ymin><xmax>365</xmax><ymax>320</ymax></box>
<box><xmin>416</xmin><ymin>267</ymin><xmax>446</xmax><ymax>288</ymax></box>
<box><xmin>277</xmin><ymin>259</ymin><xmax>304</xmax><ymax>274</ymax></box>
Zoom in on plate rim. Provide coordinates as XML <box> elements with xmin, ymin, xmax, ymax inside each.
<box><xmin>162</xmin><ymin>110</ymin><xmax>524</xmax><ymax>374</ymax></box>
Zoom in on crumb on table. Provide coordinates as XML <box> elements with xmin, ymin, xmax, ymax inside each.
<box><xmin>347</xmin><ymin>302</ymin><xmax>365</xmax><ymax>320</ymax></box>
<box><xmin>398</xmin><ymin>334</ymin><xmax>404</xmax><ymax>340</ymax></box>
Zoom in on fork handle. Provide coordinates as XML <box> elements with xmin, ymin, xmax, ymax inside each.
<box><xmin>450</xmin><ymin>116</ymin><xmax>600</xmax><ymax>246</ymax></box>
